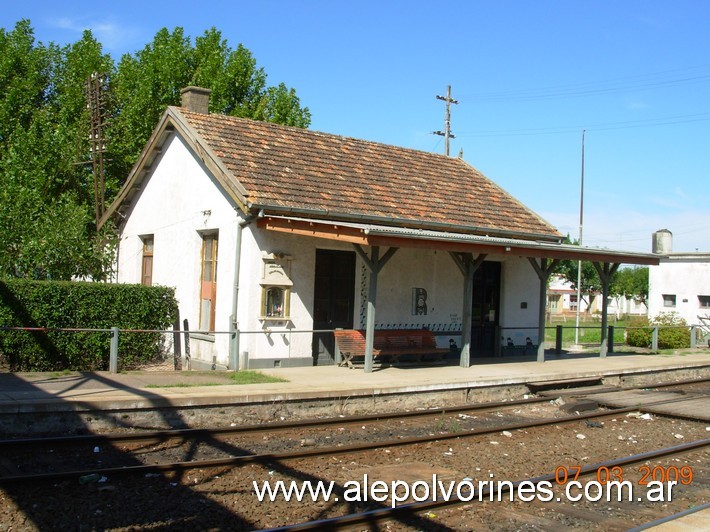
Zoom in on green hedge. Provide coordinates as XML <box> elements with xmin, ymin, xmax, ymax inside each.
<box><xmin>0</xmin><ymin>279</ymin><xmax>178</xmax><ymax>371</ymax></box>
<box><xmin>626</xmin><ymin>312</ymin><xmax>691</xmax><ymax>350</ymax></box>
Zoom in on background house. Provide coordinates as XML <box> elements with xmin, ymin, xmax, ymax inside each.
<box><xmin>648</xmin><ymin>229</ymin><xmax>710</xmax><ymax>327</ymax></box>
<box><xmin>547</xmin><ymin>274</ymin><xmax>647</xmax><ymax>320</ymax></box>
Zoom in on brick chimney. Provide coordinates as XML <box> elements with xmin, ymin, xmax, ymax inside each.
<box><xmin>180</xmin><ymin>86</ymin><xmax>211</xmax><ymax>114</ymax></box>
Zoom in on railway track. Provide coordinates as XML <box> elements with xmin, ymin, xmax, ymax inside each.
<box><xmin>0</xmin><ymin>387</ymin><xmax>707</xmax><ymax>484</ymax></box>
<box><xmin>1</xmin><ymin>378</ymin><xmax>708</xmax><ymax>530</ymax></box>
<box><xmin>263</xmin><ymin>438</ymin><xmax>710</xmax><ymax>531</ymax></box>
<box><xmin>2</xmin><ymin>375</ymin><xmax>707</xmax><ymax>450</ymax></box>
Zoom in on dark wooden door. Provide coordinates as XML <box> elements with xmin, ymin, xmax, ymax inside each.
<box><xmin>470</xmin><ymin>261</ymin><xmax>501</xmax><ymax>356</ymax></box>
<box><xmin>312</xmin><ymin>249</ymin><xmax>356</xmax><ymax>365</ymax></box>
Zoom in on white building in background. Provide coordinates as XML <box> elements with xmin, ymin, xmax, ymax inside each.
<box><xmin>547</xmin><ymin>275</ymin><xmax>647</xmax><ymax>320</ymax></box>
<box><xmin>648</xmin><ymin>229</ymin><xmax>710</xmax><ymax>326</ymax></box>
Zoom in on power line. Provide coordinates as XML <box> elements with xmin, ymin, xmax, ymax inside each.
<box><xmin>456</xmin><ymin>111</ymin><xmax>710</xmax><ymax>138</ymax></box>
<box><xmin>461</xmin><ymin>64</ymin><xmax>710</xmax><ymax>103</ymax></box>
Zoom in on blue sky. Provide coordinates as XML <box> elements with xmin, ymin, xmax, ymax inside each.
<box><xmin>4</xmin><ymin>1</ymin><xmax>709</xmax><ymax>253</ymax></box>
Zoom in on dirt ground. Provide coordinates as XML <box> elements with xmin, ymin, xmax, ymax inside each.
<box><xmin>1</xmin><ymin>400</ymin><xmax>708</xmax><ymax>531</ymax></box>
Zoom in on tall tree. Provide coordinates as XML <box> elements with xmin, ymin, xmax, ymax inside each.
<box><xmin>110</xmin><ymin>27</ymin><xmax>311</xmax><ymax>182</ymax></box>
<box><xmin>555</xmin><ymin>235</ymin><xmax>602</xmax><ymax>314</ymax></box>
<box><xmin>0</xmin><ymin>23</ymin><xmax>115</xmax><ymax>280</ymax></box>
<box><xmin>0</xmin><ymin>21</ymin><xmax>310</xmax><ymax>280</ymax></box>
<box><xmin>610</xmin><ymin>266</ymin><xmax>649</xmax><ymax>306</ymax></box>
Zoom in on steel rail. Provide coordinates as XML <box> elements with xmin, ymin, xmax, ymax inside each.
<box><xmin>626</xmin><ymin>501</ymin><xmax>710</xmax><ymax>531</ymax></box>
<box><xmin>263</xmin><ymin>438</ymin><xmax>710</xmax><ymax>531</ymax></box>
<box><xmin>0</xmin><ymin>395</ymin><xmax>551</xmax><ymax>449</ymax></box>
<box><xmin>0</xmin><ymin>392</ymin><xmax>706</xmax><ymax>485</ymax></box>
<box><xmin>3</xmin><ymin>375</ymin><xmax>708</xmax><ymax>450</ymax></box>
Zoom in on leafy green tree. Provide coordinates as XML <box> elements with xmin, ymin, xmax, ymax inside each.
<box><xmin>0</xmin><ymin>21</ymin><xmax>115</xmax><ymax>280</ymax></box>
<box><xmin>0</xmin><ymin>21</ymin><xmax>310</xmax><ymax>281</ymax></box>
<box><xmin>0</xmin><ymin>20</ymin><xmax>54</xmax><ymax>147</ymax></box>
<box><xmin>555</xmin><ymin>235</ymin><xmax>602</xmax><ymax>314</ymax></box>
<box><xmin>110</xmin><ymin>26</ymin><xmax>311</xmax><ymax>182</ymax></box>
<box><xmin>610</xmin><ymin>266</ymin><xmax>648</xmax><ymax>306</ymax></box>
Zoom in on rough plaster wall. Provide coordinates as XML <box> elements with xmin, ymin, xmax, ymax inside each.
<box><xmin>499</xmin><ymin>258</ymin><xmax>540</xmax><ymax>344</ymax></box>
<box><xmin>117</xmin><ymin>134</ymin><xmax>239</xmax><ymax>365</ymax></box>
<box><xmin>649</xmin><ymin>260</ymin><xmax>710</xmax><ymax>325</ymax></box>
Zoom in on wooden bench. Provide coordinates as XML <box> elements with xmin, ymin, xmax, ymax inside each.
<box><xmin>333</xmin><ymin>329</ymin><xmax>450</xmax><ymax>368</ymax></box>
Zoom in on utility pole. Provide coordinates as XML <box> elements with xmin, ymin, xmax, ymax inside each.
<box><xmin>574</xmin><ymin>129</ymin><xmax>585</xmax><ymax>346</ymax></box>
<box><xmin>85</xmin><ymin>72</ymin><xmax>109</xmax><ymax>228</ymax></box>
<box><xmin>433</xmin><ymin>85</ymin><xmax>458</xmax><ymax>156</ymax></box>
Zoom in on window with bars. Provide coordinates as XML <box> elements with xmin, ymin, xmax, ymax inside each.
<box><xmin>199</xmin><ymin>233</ymin><xmax>218</xmax><ymax>331</ymax></box>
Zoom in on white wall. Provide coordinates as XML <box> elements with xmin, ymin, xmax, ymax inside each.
<box><xmin>649</xmin><ymin>258</ymin><xmax>710</xmax><ymax>325</ymax></box>
<box><xmin>500</xmin><ymin>258</ymin><xmax>541</xmax><ymax>344</ymax></box>
<box><xmin>117</xmin><ymin>133</ymin><xmax>239</xmax><ymax>365</ymax></box>
<box><xmin>235</xmin><ymin>239</ymin><xmax>541</xmax><ymax>362</ymax></box>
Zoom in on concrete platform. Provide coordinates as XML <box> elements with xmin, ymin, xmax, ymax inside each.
<box><xmin>0</xmin><ymin>351</ymin><xmax>708</xmax><ymax>414</ymax></box>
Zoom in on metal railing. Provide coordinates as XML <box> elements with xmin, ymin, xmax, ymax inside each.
<box><xmin>1</xmin><ymin>322</ymin><xmax>706</xmax><ymax>373</ymax></box>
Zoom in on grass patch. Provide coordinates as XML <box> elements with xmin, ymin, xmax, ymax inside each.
<box><xmin>228</xmin><ymin>370</ymin><xmax>288</xmax><ymax>385</ymax></box>
<box><xmin>143</xmin><ymin>370</ymin><xmax>288</xmax><ymax>388</ymax></box>
<box><xmin>145</xmin><ymin>382</ymin><xmax>222</xmax><ymax>388</ymax></box>
<box><xmin>48</xmin><ymin>369</ymin><xmax>74</xmax><ymax>379</ymax></box>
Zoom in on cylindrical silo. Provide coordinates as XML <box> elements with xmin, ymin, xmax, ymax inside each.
<box><xmin>652</xmin><ymin>229</ymin><xmax>673</xmax><ymax>254</ymax></box>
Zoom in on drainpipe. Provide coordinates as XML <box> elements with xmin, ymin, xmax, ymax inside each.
<box><xmin>229</xmin><ymin>212</ymin><xmax>258</xmax><ymax>370</ymax></box>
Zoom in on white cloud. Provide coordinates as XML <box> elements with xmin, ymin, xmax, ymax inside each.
<box><xmin>47</xmin><ymin>16</ymin><xmax>140</xmax><ymax>54</ymax></box>
<box><xmin>543</xmin><ymin>207</ymin><xmax>710</xmax><ymax>254</ymax></box>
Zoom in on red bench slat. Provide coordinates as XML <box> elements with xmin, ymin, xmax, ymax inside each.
<box><xmin>334</xmin><ymin>329</ymin><xmax>449</xmax><ymax>368</ymax></box>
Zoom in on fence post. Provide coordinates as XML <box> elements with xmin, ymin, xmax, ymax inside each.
<box><xmin>652</xmin><ymin>327</ymin><xmax>659</xmax><ymax>352</ymax></box>
<box><xmin>555</xmin><ymin>325</ymin><xmax>563</xmax><ymax>354</ymax></box>
<box><xmin>173</xmin><ymin>311</ymin><xmax>182</xmax><ymax>371</ymax></box>
<box><xmin>690</xmin><ymin>325</ymin><xmax>696</xmax><ymax>349</ymax></box>
<box><xmin>494</xmin><ymin>326</ymin><xmax>501</xmax><ymax>357</ymax></box>
<box><xmin>229</xmin><ymin>318</ymin><xmax>239</xmax><ymax>371</ymax></box>
<box><xmin>109</xmin><ymin>327</ymin><xmax>119</xmax><ymax>374</ymax></box>
<box><xmin>608</xmin><ymin>325</ymin><xmax>615</xmax><ymax>354</ymax></box>
<box><xmin>183</xmin><ymin>319</ymin><xmax>191</xmax><ymax>370</ymax></box>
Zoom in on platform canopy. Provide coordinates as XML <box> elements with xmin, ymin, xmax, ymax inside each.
<box><xmin>257</xmin><ymin>214</ymin><xmax>660</xmax><ymax>266</ymax></box>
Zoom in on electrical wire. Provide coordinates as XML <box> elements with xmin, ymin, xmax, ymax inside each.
<box><xmin>461</xmin><ymin>64</ymin><xmax>710</xmax><ymax>103</ymax></box>
<box><xmin>457</xmin><ymin>112</ymin><xmax>710</xmax><ymax>138</ymax></box>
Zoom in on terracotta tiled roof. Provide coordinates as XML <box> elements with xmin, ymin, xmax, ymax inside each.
<box><xmin>178</xmin><ymin>108</ymin><xmax>561</xmax><ymax>241</ymax></box>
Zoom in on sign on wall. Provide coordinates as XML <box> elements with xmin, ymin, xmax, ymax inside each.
<box><xmin>412</xmin><ymin>287</ymin><xmax>428</xmax><ymax>315</ymax></box>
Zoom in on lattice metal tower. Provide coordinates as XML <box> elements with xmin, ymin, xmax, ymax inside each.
<box><xmin>85</xmin><ymin>72</ymin><xmax>109</xmax><ymax>227</ymax></box>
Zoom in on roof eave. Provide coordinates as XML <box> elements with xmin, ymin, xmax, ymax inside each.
<box><xmin>99</xmin><ymin>107</ymin><xmax>250</xmax><ymax>230</ymax></box>
<box><xmin>257</xmin><ymin>215</ymin><xmax>660</xmax><ymax>266</ymax></box>
<box><xmin>247</xmin><ymin>202</ymin><xmax>563</xmax><ymax>244</ymax></box>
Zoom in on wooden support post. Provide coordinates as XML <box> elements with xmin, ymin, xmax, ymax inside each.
<box><xmin>593</xmin><ymin>262</ymin><xmax>620</xmax><ymax>358</ymax></box>
<box><xmin>354</xmin><ymin>244</ymin><xmax>399</xmax><ymax>373</ymax></box>
<box><xmin>460</xmin><ymin>263</ymin><xmax>474</xmax><ymax>367</ymax></box>
<box><xmin>556</xmin><ymin>325</ymin><xmax>563</xmax><ymax>354</ymax></box>
<box><xmin>364</xmin><ymin>246</ymin><xmax>379</xmax><ymax>373</ymax></box>
<box><xmin>527</xmin><ymin>257</ymin><xmax>560</xmax><ymax>363</ymax></box>
<box><xmin>449</xmin><ymin>252</ymin><xmax>487</xmax><ymax>367</ymax></box>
